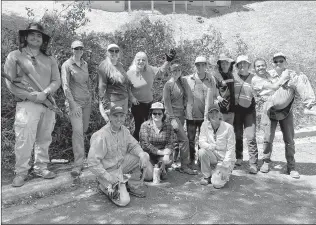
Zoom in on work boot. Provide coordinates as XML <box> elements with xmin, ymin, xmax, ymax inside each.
<box><xmin>249</xmin><ymin>164</ymin><xmax>258</xmax><ymax>174</ymax></box>
<box><xmin>235</xmin><ymin>159</ymin><xmax>243</xmax><ymax>166</ymax></box>
<box><xmin>33</xmin><ymin>169</ymin><xmax>56</xmax><ymax>179</ymax></box>
<box><xmin>126</xmin><ymin>182</ymin><xmax>146</xmax><ymax>198</ymax></box>
<box><xmin>287</xmin><ymin>169</ymin><xmax>300</xmax><ymax>179</ymax></box>
<box><xmin>260</xmin><ymin>162</ymin><xmax>270</xmax><ymax>173</ymax></box>
<box><xmin>71</xmin><ymin>167</ymin><xmax>82</xmax><ymax>177</ymax></box>
<box><xmin>200</xmin><ymin>177</ymin><xmax>212</xmax><ymax>186</ymax></box>
<box><xmin>12</xmin><ymin>173</ymin><xmax>28</xmax><ymax>187</ymax></box>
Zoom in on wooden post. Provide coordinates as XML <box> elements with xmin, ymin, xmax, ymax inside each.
<box><xmin>151</xmin><ymin>0</ymin><xmax>154</xmax><ymax>13</ymax></box>
<box><xmin>185</xmin><ymin>0</ymin><xmax>188</xmax><ymax>12</ymax></box>
<box><xmin>128</xmin><ymin>0</ymin><xmax>131</xmax><ymax>12</ymax></box>
<box><xmin>172</xmin><ymin>0</ymin><xmax>176</xmax><ymax>14</ymax></box>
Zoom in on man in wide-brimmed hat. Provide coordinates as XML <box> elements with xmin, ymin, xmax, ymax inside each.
<box><xmin>4</xmin><ymin>22</ymin><xmax>61</xmax><ymax>187</ymax></box>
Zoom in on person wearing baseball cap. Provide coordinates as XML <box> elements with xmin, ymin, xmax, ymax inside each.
<box><xmin>139</xmin><ymin>102</ymin><xmax>176</xmax><ymax>180</ymax></box>
<box><xmin>181</xmin><ymin>55</ymin><xmax>220</xmax><ymax>170</ymax></box>
<box><xmin>233</xmin><ymin>55</ymin><xmax>259</xmax><ymax>174</ymax></box>
<box><xmin>162</xmin><ymin>64</ymin><xmax>198</xmax><ymax>175</ymax></box>
<box><xmin>198</xmin><ymin>103</ymin><xmax>236</xmax><ymax>188</ymax></box>
<box><xmin>61</xmin><ymin>40</ymin><xmax>92</xmax><ymax>177</ymax></box>
<box><xmin>4</xmin><ymin>22</ymin><xmax>61</xmax><ymax>187</ymax></box>
<box><xmin>87</xmin><ymin>104</ymin><xmax>151</xmax><ymax>206</ymax></box>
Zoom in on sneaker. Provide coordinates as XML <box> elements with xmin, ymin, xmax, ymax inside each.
<box><xmin>303</xmin><ymin>105</ymin><xmax>316</xmax><ymax>116</ymax></box>
<box><xmin>235</xmin><ymin>159</ymin><xmax>243</xmax><ymax>166</ymax></box>
<box><xmin>71</xmin><ymin>167</ymin><xmax>82</xmax><ymax>177</ymax></box>
<box><xmin>12</xmin><ymin>174</ymin><xmax>28</xmax><ymax>187</ymax></box>
<box><xmin>249</xmin><ymin>164</ymin><xmax>258</xmax><ymax>174</ymax></box>
<box><xmin>126</xmin><ymin>182</ymin><xmax>146</xmax><ymax>198</ymax></box>
<box><xmin>200</xmin><ymin>177</ymin><xmax>211</xmax><ymax>186</ymax></box>
<box><xmin>260</xmin><ymin>162</ymin><xmax>270</xmax><ymax>173</ymax></box>
<box><xmin>33</xmin><ymin>169</ymin><xmax>56</xmax><ymax>179</ymax></box>
<box><xmin>288</xmin><ymin>170</ymin><xmax>300</xmax><ymax>179</ymax></box>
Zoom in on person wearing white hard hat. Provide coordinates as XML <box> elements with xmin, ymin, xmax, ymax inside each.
<box><xmin>233</xmin><ymin>55</ymin><xmax>259</xmax><ymax>174</ymax></box>
<box><xmin>61</xmin><ymin>40</ymin><xmax>92</xmax><ymax>177</ymax></box>
<box><xmin>181</xmin><ymin>56</ymin><xmax>220</xmax><ymax>170</ymax></box>
<box><xmin>252</xmin><ymin>55</ymin><xmax>316</xmax><ymax>178</ymax></box>
<box><xmin>98</xmin><ymin>43</ymin><xmax>138</xmax><ymax>123</ymax></box>
<box><xmin>198</xmin><ymin>104</ymin><xmax>236</xmax><ymax>188</ymax></box>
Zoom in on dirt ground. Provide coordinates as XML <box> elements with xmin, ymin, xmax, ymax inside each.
<box><xmin>3</xmin><ymin>136</ymin><xmax>316</xmax><ymax>224</ymax></box>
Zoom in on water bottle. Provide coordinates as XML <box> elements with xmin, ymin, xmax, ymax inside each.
<box><xmin>153</xmin><ymin>164</ymin><xmax>161</xmax><ymax>184</ymax></box>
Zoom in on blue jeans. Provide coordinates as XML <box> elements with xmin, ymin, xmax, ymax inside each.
<box><xmin>186</xmin><ymin>119</ymin><xmax>203</xmax><ymax>163</ymax></box>
<box><xmin>263</xmin><ymin>111</ymin><xmax>295</xmax><ymax>170</ymax></box>
<box><xmin>234</xmin><ymin>109</ymin><xmax>258</xmax><ymax>165</ymax></box>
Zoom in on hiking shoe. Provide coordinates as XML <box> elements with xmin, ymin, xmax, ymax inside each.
<box><xmin>304</xmin><ymin>106</ymin><xmax>316</xmax><ymax>116</ymax></box>
<box><xmin>260</xmin><ymin>162</ymin><xmax>270</xmax><ymax>173</ymax></box>
<box><xmin>289</xmin><ymin>170</ymin><xmax>300</xmax><ymax>179</ymax></box>
<box><xmin>126</xmin><ymin>183</ymin><xmax>146</xmax><ymax>198</ymax></box>
<box><xmin>249</xmin><ymin>164</ymin><xmax>258</xmax><ymax>174</ymax></box>
<box><xmin>200</xmin><ymin>177</ymin><xmax>211</xmax><ymax>185</ymax></box>
<box><xmin>235</xmin><ymin>159</ymin><xmax>243</xmax><ymax>166</ymax></box>
<box><xmin>12</xmin><ymin>174</ymin><xmax>28</xmax><ymax>187</ymax></box>
<box><xmin>33</xmin><ymin>169</ymin><xmax>56</xmax><ymax>179</ymax></box>
<box><xmin>71</xmin><ymin>167</ymin><xmax>82</xmax><ymax>177</ymax></box>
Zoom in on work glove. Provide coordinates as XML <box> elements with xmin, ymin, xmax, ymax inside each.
<box><xmin>217</xmin><ymin>96</ymin><xmax>228</xmax><ymax>109</ymax></box>
<box><xmin>165</xmin><ymin>48</ymin><xmax>176</xmax><ymax>62</ymax></box>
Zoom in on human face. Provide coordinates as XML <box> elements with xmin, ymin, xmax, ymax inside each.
<box><xmin>208</xmin><ymin>110</ymin><xmax>221</xmax><ymax>128</ymax></box>
<box><xmin>273</xmin><ymin>56</ymin><xmax>286</xmax><ymax>72</ymax></box>
<box><xmin>220</xmin><ymin>60</ymin><xmax>231</xmax><ymax>73</ymax></box>
<box><xmin>26</xmin><ymin>31</ymin><xmax>43</xmax><ymax>48</ymax></box>
<box><xmin>109</xmin><ymin>112</ymin><xmax>126</xmax><ymax>130</ymax></box>
<box><xmin>195</xmin><ymin>62</ymin><xmax>207</xmax><ymax>75</ymax></box>
<box><xmin>107</xmin><ymin>48</ymin><xmax>120</xmax><ymax>64</ymax></box>
<box><xmin>72</xmin><ymin>46</ymin><xmax>83</xmax><ymax>58</ymax></box>
<box><xmin>254</xmin><ymin>60</ymin><xmax>267</xmax><ymax>76</ymax></box>
<box><xmin>171</xmin><ymin>68</ymin><xmax>182</xmax><ymax>80</ymax></box>
<box><xmin>151</xmin><ymin>109</ymin><xmax>163</xmax><ymax>122</ymax></box>
<box><xmin>135</xmin><ymin>53</ymin><xmax>148</xmax><ymax>70</ymax></box>
<box><xmin>237</xmin><ymin>61</ymin><xmax>250</xmax><ymax>76</ymax></box>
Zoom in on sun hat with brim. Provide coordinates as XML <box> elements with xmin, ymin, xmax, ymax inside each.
<box><xmin>71</xmin><ymin>40</ymin><xmax>84</xmax><ymax>49</ymax></box>
<box><xmin>208</xmin><ymin>104</ymin><xmax>220</xmax><ymax>113</ymax></box>
<box><xmin>195</xmin><ymin>56</ymin><xmax>207</xmax><ymax>64</ymax></box>
<box><xmin>19</xmin><ymin>23</ymin><xmax>50</xmax><ymax>43</ymax></box>
<box><xmin>150</xmin><ymin>102</ymin><xmax>165</xmax><ymax>110</ymax></box>
<box><xmin>236</xmin><ymin>55</ymin><xmax>251</xmax><ymax>65</ymax></box>
<box><xmin>110</xmin><ymin>105</ymin><xmax>126</xmax><ymax>115</ymax></box>
<box><xmin>107</xmin><ymin>43</ymin><xmax>120</xmax><ymax>51</ymax></box>
<box><xmin>217</xmin><ymin>53</ymin><xmax>235</xmax><ymax>64</ymax></box>
<box><xmin>273</xmin><ymin>52</ymin><xmax>286</xmax><ymax>60</ymax></box>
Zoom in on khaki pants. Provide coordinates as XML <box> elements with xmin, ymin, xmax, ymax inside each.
<box><xmin>14</xmin><ymin>101</ymin><xmax>56</xmax><ymax>174</ymax></box>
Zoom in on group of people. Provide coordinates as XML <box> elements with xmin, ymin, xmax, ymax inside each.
<box><xmin>4</xmin><ymin>22</ymin><xmax>316</xmax><ymax>207</ymax></box>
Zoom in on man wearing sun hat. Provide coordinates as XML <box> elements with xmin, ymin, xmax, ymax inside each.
<box><xmin>4</xmin><ymin>22</ymin><xmax>61</xmax><ymax>187</ymax></box>
<box><xmin>198</xmin><ymin>104</ymin><xmax>236</xmax><ymax>188</ymax></box>
<box><xmin>88</xmin><ymin>104</ymin><xmax>151</xmax><ymax>206</ymax></box>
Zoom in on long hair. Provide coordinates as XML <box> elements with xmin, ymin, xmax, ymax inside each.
<box><xmin>128</xmin><ymin>52</ymin><xmax>149</xmax><ymax>73</ymax></box>
<box><xmin>19</xmin><ymin>22</ymin><xmax>50</xmax><ymax>56</ymax></box>
<box><xmin>99</xmin><ymin>57</ymin><xmax>126</xmax><ymax>84</ymax></box>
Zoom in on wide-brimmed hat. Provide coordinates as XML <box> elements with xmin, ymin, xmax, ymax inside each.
<box><xmin>19</xmin><ymin>23</ymin><xmax>50</xmax><ymax>43</ymax></box>
<box><xmin>236</xmin><ymin>55</ymin><xmax>251</xmax><ymax>65</ymax></box>
<box><xmin>217</xmin><ymin>53</ymin><xmax>235</xmax><ymax>65</ymax></box>
<box><xmin>273</xmin><ymin>52</ymin><xmax>286</xmax><ymax>60</ymax></box>
<box><xmin>107</xmin><ymin>43</ymin><xmax>120</xmax><ymax>51</ymax></box>
<box><xmin>110</xmin><ymin>105</ymin><xmax>126</xmax><ymax>115</ymax></box>
<box><xmin>150</xmin><ymin>102</ymin><xmax>165</xmax><ymax>110</ymax></box>
<box><xmin>195</xmin><ymin>56</ymin><xmax>207</xmax><ymax>64</ymax></box>
<box><xmin>71</xmin><ymin>40</ymin><xmax>84</xmax><ymax>49</ymax></box>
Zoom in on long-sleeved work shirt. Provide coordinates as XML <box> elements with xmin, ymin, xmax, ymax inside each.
<box><xmin>199</xmin><ymin>120</ymin><xmax>236</xmax><ymax>166</ymax></box>
<box><xmin>87</xmin><ymin>123</ymin><xmax>144</xmax><ymax>184</ymax></box>
<box><xmin>4</xmin><ymin>49</ymin><xmax>61</xmax><ymax>100</ymax></box>
<box><xmin>61</xmin><ymin>57</ymin><xmax>91</xmax><ymax>107</ymax></box>
<box><xmin>127</xmin><ymin>62</ymin><xmax>169</xmax><ymax>103</ymax></box>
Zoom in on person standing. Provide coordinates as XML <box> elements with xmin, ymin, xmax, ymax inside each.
<box><xmin>233</xmin><ymin>55</ymin><xmax>259</xmax><ymax>174</ymax></box>
<box><xmin>127</xmin><ymin>50</ymin><xmax>175</xmax><ymax>141</ymax></box>
<box><xmin>4</xmin><ymin>23</ymin><xmax>61</xmax><ymax>187</ymax></box>
<box><xmin>61</xmin><ymin>40</ymin><xmax>92</xmax><ymax>177</ymax></box>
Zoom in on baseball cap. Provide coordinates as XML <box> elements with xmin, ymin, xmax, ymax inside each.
<box><xmin>195</xmin><ymin>56</ymin><xmax>207</xmax><ymax>64</ymax></box>
<box><xmin>110</xmin><ymin>105</ymin><xmax>125</xmax><ymax>115</ymax></box>
<box><xmin>208</xmin><ymin>104</ymin><xmax>220</xmax><ymax>113</ymax></box>
<box><xmin>273</xmin><ymin>52</ymin><xmax>286</xmax><ymax>60</ymax></box>
<box><xmin>150</xmin><ymin>102</ymin><xmax>165</xmax><ymax>110</ymax></box>
<box><xmin>236</xmin><ymin>55</ymin><xmax>251</xmax><ymax>65</ymax></box>
<box><xmin>71</xmin><ymin>40</ymin><xmax>84</xmax><ymax>49</ymax></box>
<box><xmin>107</xmin><ymin>43</ymin><xmax>119</xmax><ymax>51</ymax></box>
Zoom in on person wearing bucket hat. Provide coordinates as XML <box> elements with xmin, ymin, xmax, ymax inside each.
<box><xmin>127</xmin><ymin>49</ymin><xmax>176</xmax><ymax>141</ymax></box>
<box><xmin>251</xmin><ymin>57</ymin><xmax>316</xmax><ymax>178</ymax></box>
<box><xmin>61</xmin><ymin>40</ymin><xmax>92</xmax><ymax>177</ymax></box>
<box><xmin>4</xmin><ymin>22</ymin><xmax>61</xmax><ymax>187</ymax></box>
<box><xmin>233</xmin><ymin>55</ymin><xmax>259</xmax><ymax>174</ymax></box>
<box><xmin>181</xmin><ymin>55</ymin><xmax>220</xmax><ymax>170</ymax></box>
<box><xmin>212</xmin><ymin>53</ymin><xmax>236</xmax><ymax>125</ymax></box>
<box><xmin>162</xmin><ymin>64</ymin><xmax>198</xmax><ymax>175</ymax></box>
<box><xmin>98</xmin><ymin>43</ymin><xmax>138</xmax><ymax>123</ymax></box>
<box><xmin>88</xmin><ymin>104</ymin><xmax>151</xmax><ymax>206</ymax></box>
<box><xmin>139</xmin><ymin>102</ymin><xmax>175</xmax><ymax>180</ymax></box>
<box><xmin>198</xmin><ymin>104</ymin><xmax>236</xmax><ymax>187</ymax></box>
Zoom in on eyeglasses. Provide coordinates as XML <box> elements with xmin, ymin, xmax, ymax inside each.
<box><xmin>108</xmin><ymin>49</ymin><xmax>119</xmax><ymax>53</ymax></box>
<box><xmin>73</xmin><ymin>47</ymin><xmax>83</xmax><ymax>51</ymax></box>
<box><xmin>152</xmin><ymin>113</ymin><xmax>163</xmax><ymax>116</ymax></box>
<box><xmin>274</xmin><ymin>60</ymin><xmax>284</xmax><ymax>64</ymax></box>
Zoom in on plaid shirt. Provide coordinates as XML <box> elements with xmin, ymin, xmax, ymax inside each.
<box><xmin>139</xmin><ymin>119</ymin><xmax>174</xmax><ymax>155</ymax></box>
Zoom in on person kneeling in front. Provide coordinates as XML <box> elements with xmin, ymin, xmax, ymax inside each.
<box><xmin>87</xmin><ymin>105</ymin><xmax>151</xmax><ymax>206</ymax></box>
<box><xmin>198</xmin><ymin>104</ymin><xmax>236</xmax><ymax>188</ymax></box>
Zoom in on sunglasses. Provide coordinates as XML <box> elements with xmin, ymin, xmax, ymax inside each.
<box><xmin>108</xmin><ymin>49</ymin><xmax>119</xmax><ymax>53</ymax></box>
<box><xmin>274</xmin><ymin>60</ymin><xmax>284</xmax><ymax>64</ymax></box>
<box><xmin>73</xmin><ymin>47</ymin><xmax>83</xmax><ymax>50</ymax></box>
<box><xmin>152</xmin><ymin>113</ymin><xmax>163</xmax><ymax>116</ymax></box>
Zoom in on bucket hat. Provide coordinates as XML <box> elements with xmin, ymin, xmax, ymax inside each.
<box><xmin>208</xmin><ymin>104</ymin><xmax>220</xmax><ymax>113</ymax></box>
<box><xmin>217</xmin><ymin>53</ymin><xmax>235</xmax><ymax>65</ymax></box>
<box><xmin>19</xmin><ymin>23</ymin><xmax>50</xmax><ymax>43</ymax></box>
